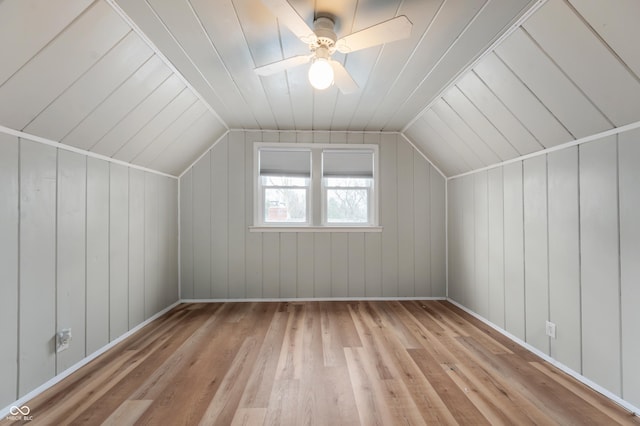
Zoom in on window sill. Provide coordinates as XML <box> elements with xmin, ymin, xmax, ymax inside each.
<box><xmin>249</xmin><ymin>226</ymin><xmax>383</xmax><ymax>233</ymax></box>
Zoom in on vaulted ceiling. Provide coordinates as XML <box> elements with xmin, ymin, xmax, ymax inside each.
<box><xmin>406</xmin><ymin>0</ymin><xmax>640</xmax><ymax>176</ymax></box>
<box><xmin>1</xmin><ymin>0</ymin><xmax>637</xmax><ymax>177</ymax></box>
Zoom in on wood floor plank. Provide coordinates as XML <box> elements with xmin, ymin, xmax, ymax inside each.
<box><xmin>344</xmin><ymin>347</ymin><xmax>396</xmax><ymax>426</ymax></box>
<box><xmin>101</xmin><ymin>400</ymin><xmax>153</xmax><ymax>426</ymax></box>
<box><xmin>230</xmin><ymin>408</ymin><xmax>266</xmax><ymax>426</ymax></box>
<box><xmin>529</xmin><ymin>362</ymin><xmax>640</xmax><ymax>425</ymax></box>
<box><xmin>3</xmin><ymin>301</ymin><xmax>638</xmax><ymax>425</ymax></box>
<box><xmin>364</xmin><ymin>302</ymin><xmax>459</xmax><ymax>424</ymax></box>
<box><xmin>237</xmin><ymin>309</ymin><xmax>289</xmax><ymax>409</ymax></box>
<box><xmin>198</xmin><ymin>336</ymin><xmax>261</xmax><ymax>425</ymax></box>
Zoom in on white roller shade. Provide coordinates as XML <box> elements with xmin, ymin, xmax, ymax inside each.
<box><xmin>322</xmin><ymin>149</ymin><xmax>374</xmax><ymax>178</ymax></box>
<box><xmin>259</xmin><ymin>148</ymin><xmax>311</xmax><ymax>177</ymax></box>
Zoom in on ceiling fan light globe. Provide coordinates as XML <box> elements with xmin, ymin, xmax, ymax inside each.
<box><xmin>308</xmin><ymin>58</ymin><xmax>334</xmax><ymax>90</ymax></box>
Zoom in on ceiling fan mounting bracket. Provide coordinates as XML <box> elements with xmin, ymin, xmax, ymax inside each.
<box><xmin>310</xmin><ymin>16</ymin><xmax>337</xmax><ymax>53</ymax></box>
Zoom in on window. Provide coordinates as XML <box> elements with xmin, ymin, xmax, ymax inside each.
<box><xmin>258</xmin><ymin>148</ymin><xmax>311</xmax><ymax>225</ymax></box>
<box><xmin>255</xmin><ymin>143</ymin><xmax>379</xmax><ymax>229</ymax></box>
<box><xmin>322</xmin><ymin>150</ymin><xmax>374</xmax><ymax>225</ymax></box>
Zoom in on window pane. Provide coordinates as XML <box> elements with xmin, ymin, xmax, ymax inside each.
<box><xmin>324</xmin><ymin>177</ymin><xmax>372</xmax><ymax>187</ymax></box>
<box><xmin>264</xmin><ymin>188</ymin><xmax>307</xmax><ymax>222</ymax></box>
<box><xmin>262</xmin><ymin>176</ymin><xmax>309</xmax><ymax>187</ymax></box>
<box><xmin>327</xmin><ymin>189</ymin><xmax>368</xmax><ymax>223</ymax></box>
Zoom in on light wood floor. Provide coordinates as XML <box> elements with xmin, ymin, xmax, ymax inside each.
<box><xmin>4</xmin><ymin>301</ymin><xmax>638</xmax><ymax>425</ymax></box>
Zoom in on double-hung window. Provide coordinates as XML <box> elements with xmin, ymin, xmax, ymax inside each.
<box><xmin>257</xmin><ymin>148</ymin><xmax>311</xmax><ymax>225</ymax></box>
<box><xmin>322</xmin><ymin>149</ymin><xmax>375</xmax><ymax>225</ymax></box>
<box><xmin>255</xmin><ymin>143</ymin><xmax>379</xmax><ymax>229</ymax></box>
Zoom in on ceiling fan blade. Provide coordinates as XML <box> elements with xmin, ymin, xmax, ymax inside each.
<box><xmin>255</xmin><ymin>55</ymin><xmax>312</xmax><ymax>76</ymax></box>
<box><xmin>331</xmin><ymin>61</ymin><xmax>358</xmax><ymax>94</ymax></box>
<box><xmin>262</xmin><ymin>0</ymin><xmax>317</xmax><ymax>44</ymax></box>
<box><xmin>335</xmin><ymin>15</ymin><xmax>412</xmax><ymax>53</ymax></box>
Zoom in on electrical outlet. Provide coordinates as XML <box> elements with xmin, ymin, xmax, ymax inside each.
<box><xmin>56</xmin><ymin>328</ymin><xmax>72</xmax><ymax>353</ymax></box>
<box><xmin>545</xmin><ymin>321</ymin><xmax>556</xmax><ymax>339</ymax></box>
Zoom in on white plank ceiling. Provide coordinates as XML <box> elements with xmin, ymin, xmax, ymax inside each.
<box><xmin>1</xmin><ymin>0</ymin><xmax>638</xmax><ymax>176</ymax></box>
<box><xmin>0</xmin><ymin>0</ymin><xmax>227</xmax><ymax>176</ymax></box>
<box><xmin>405</xmin><ymin>0</ymin><xmax>640</xmax><ymax>176</ymax></box>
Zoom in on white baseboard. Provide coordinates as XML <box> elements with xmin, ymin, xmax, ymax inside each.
<box><xmin>1</xmin><ymin>300</ymin><xmax>181</xmax><ymax>418</ymax></box>
<box><xmin>181</xmin><ymin>296</ymin><xmax>447</xmax><ymax>303</ymax></box>
<box><xmin>446</xmin><ymin>298</ymin><xmax>640</xmax><ymax>417</ymax></box>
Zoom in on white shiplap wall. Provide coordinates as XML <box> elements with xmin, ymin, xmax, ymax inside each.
<box><xmin>180</xmin><ymin>130</ymin><xmax>446</xmax><ymax>300</ymax></box>
<box><xmin>0</xmin><ymin>133</ymin><xmax>179</xmax><ymax>407</ymax></box>
<box><xmin>447</xmin><ymin>127</ymin><xmax>640</xmax><ymax>408</ymax></box>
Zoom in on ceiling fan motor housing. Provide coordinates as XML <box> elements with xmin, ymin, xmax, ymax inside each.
<box><xmin>312</xmin><ymin>16</ymin><xmax>337</xmax><ymax>51</ymax></box>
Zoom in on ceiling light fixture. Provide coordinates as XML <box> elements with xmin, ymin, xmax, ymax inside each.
<box><xmin>255</xmin><ymin>0</ymin><xmax>412</xmax><ymax>94</ymax></box>
<box><xmin>308</xmin><ymin>46</ymin><xmax>333</xmax><ymax>90</ymax></box>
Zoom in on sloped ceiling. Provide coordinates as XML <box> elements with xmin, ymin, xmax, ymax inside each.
<box><xmin>2</xmin><ymin>0</ymin><xmax>636</xmax><ymax>178</ymax></box>
<box><xmin>113</xmin><ymin>0</ymin><xmax>535</xmax><ymax>132</ymax></box>
<box><xmin>0</xmin><ymin>0</ymin><xmax>227</xmax><ymax>176</ymax></box>
<box><xmin>405</xmin><ymin>0</ymin><xmax>640</xmax><ymax>177</ymax></box>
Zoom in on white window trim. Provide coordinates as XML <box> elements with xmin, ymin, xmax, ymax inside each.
<box><xmin>253</xmin><ymin>142</ymin><xmax>380</xmax><ymax>230</ymax></box>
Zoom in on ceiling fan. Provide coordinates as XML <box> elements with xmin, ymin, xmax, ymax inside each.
<box><xmin>254</xmin><ymin>0</ymin><xmax>412</xmax><ymax>93</ymax></box>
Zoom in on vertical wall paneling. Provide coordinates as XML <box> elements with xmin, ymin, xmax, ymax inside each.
<box><xmin>380</xmin><ymin>134</ymin><xmax>399</xmax><ymax>297</ymax></box>
<box><xmin>579</xmin><ymin>136</ymin><xmax>621</xmax><ymax>396</ymax></box>
<box><xmin>430</xmin><ymin>169</ymin><xmax>446</xmax><ymax>297</ymax></box>
<box><xmin>331</xmin><ymin>234</ymin><xmax>349</xmax><ymax>298</ymax></box>
<box><xmin>280</xmin><ymin>233</ymin><xmax>297</xmax><ymax>297</ymax></box>
<box><xmin>413</xmin><ymin>149</ymin><xmax>430</xmax><ymax>296</ymax></box>
<box><xmin>192</xmin><ymin>152</ymin><xmax>212</xmax><ymax>298</ymax></box>
<box><xmin>157</xmin><ymin>176</ymin><xmax>175</xmax><ymax>308</ymax></box>
<box><xmin>348</xmin><ymin>233</ymin><xmax>365</xmax><ymax>297</ymax></box>
<box><xmin>619</xmin><ymin>128</ymin><xmax>640</xmax><ymax>407</ymax></box>
<box><xmin>262</xmin><ymin>233</ymin><xmax>280</xmax><ymax>298</ymax></box>
<box><xmin>547</xmin><ymin>147</ymin><xmax>581</xmax><ymax>372</ymax></box>
<box><xmin>56</xmin><ymin>150</ymin><xmax>86</xmax><ymax>373</ymax></box>
<box><xmin>447</xmin><ymin>178</ymin><xmax>462</xmax><ymax>303</ymax></box>
<box><xmin>313</xmin><ymin>233</ymin><xmax>331</xmax><ymax>297</ymax></box>
<box><xmin>462</xmin><ymin>175</ymin><xmax>475</xmax><ymax>310</ymax></box>
<box><xmin>86</xmin><ymin>157</ymin><xmax>110</xmax><ymax>354</ymax></box>
<box><xmin>180</xmin><ymin>170</ymin><xmax>194</xmax><ymax>298</ymax></box>
<box><xmin>523</xmin><ymin>155</ymin><xmax>549</xmax><ymax>354</ymax></box>
<box><xmin>158</xmin><ymin>177</ymin><xmax>170</xmax><ymax>308</ymax></box>
<box><xmin>109</xmin><ymin>163</ymin><xmax>129</xmax><ymax>340</ymax></box>
<box><xmin>19</xmin><ymin>140</ymin><xmax>57</xmax><ymax>396</ymax></box>
<box><xmin>364</xmin><ymin>233</ymin><xmax>383</xmax><ymax>297</ymax></box>
<box><xmin>448</xmin><ymin>131</ymin><xmax>640</xmax><ymax>407</ymax></box>
<box><xmin>166</xmin><ymin>177</ymin><xmax>179</xmax><ymax>305</ymax></box>
<box><xmin>297</xmin><ymin>233</ymin><xmax>314</xmax><ymax>298</ymax></box>
<box><xmin>0</xmin><ymin>135</ymin><xmax>18</xmax><ymax>406</ymax></box>
<box><xmin>3</xmin><ymin>135</ymin><xmax>179</xmax><ymax>402</ymax></box>
<box><xmin>144</xmin><ymin>173</ymin><xmax>159</xmax><ymax>319</ymax></box>
<box><xmin>245</xmin><ymin>133</ymin><xmax>262</xmax><ymax>298</ymax></box>
<box><xmin>211</xmin><ymin>136</ymin><xmax>228</xmax><ymax>299</ymax></box>
<box><xmin>474</xmin><ymin>171</ymin><xmax>489</xmax><ymax>318</ymax></box>
<box><xmin>397</xmin><ymin>138</ymin><xmax>415</xmax><ymax>296</ymax></box>
<box><xmin>180</xmin><ymin>131</ymin><xmax>447</xmax><ymax>300</ymax></box>
<box><xmin>503</xmin><ymin>161</ymin><xmax>526</xmax><ymax>340</ymax></box>
<box><xmin>128</xmin><ymin>169</ymin><xmax>145</xmax><ymax>328</ymax></box>
<box><xmin>228</xmin><ymin>131</ymin><xmax>245</xmax><ymax>299</ymax></box>
<box><xmin>487</xmin><ymin>167</ymin><xmax>505</xmax><ymax>328</ymax></box>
